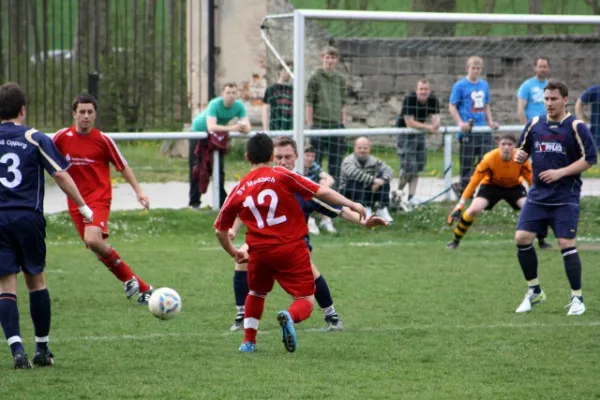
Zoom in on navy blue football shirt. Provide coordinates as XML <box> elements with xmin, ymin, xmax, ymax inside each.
<box><xmin>0</xmin><ymin>122</ymin><xmax>70</xmax><ymax>213</ymax></box>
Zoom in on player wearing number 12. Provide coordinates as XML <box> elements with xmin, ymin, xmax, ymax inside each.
<box><xmin>214</xmin><ymin>133</ymin><xmax>366</xmax><ymax>353</ymax></box>
<box><xmin>0</xmin><ymin>82</ymin><xmax>93</xmax><ymax>368</ymax></box>
<box><xmin>53</xmin><ymin>94</ymin><xmax>154</xmax><ymax>304</ymax></box>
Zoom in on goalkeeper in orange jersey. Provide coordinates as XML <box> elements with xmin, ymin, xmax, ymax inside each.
<box><xmin>446</xmin><ymin>134</ymin><xmax>550</xmax><ymax>250</ymax></box>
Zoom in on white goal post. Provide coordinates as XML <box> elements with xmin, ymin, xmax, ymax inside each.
<box><xmin>261</xmin><ymin>9</ymin><xmax>600</xmax><ymax>207</ymax></box>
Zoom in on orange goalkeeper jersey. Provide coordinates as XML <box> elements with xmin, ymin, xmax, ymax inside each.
<box><xmin>462</xmin><ymin>148</ymin><xmax>533</xmax><ymax>200</ymax></box>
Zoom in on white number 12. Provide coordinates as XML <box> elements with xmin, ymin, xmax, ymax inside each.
<box><xmin>242</xmin><ymin>189</ymin><xmax>287</xmax><ymax>228</ymax></box>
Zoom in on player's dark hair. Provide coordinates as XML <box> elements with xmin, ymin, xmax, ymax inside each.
<box><xmin>304</xmin><ymin>145</ymin><xmax>316</xmax><ymax>154</ymax></box>
<box><xmin>72</xmin><ymin>94</ymin><xmax>98</xmax><ymax>112</ymax></box>
<box><xmin>321</xmin><ymin>45</ymin><xmax>339</xmax><ymax>57</ymax></box>
<box><xmin>273</xmin><ymin>136</ymin><xmax>297</xmax><ymax>154</ymax></box>
<box><xmin>0</xmin><ymin>82</ymin><xmax>27</xmax><ymax>121</ymax></box>
<box><xmin>535</xmin><ymin>57</ymin><xmax>550</xmax><ymax>66</ymax></box>
<box><xmin>498</xmin><ymin>134</ymin><xmax>516</xmax><ymax>144</ymax></box>
<box><xmin>222</xmin><ymin>82</ymin><xmax>237</xmax><ymax>90</ymax></box>
<box><xmin>247</xmin><ymin>133</ymin><xmax>274</xmax><ymax>164</ymax></box>
<box><xmin>545</xmin><ymin>80</ymin><xmax>568</xmax><ymax>97</ymax></box>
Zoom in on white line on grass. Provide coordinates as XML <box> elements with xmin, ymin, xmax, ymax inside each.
<box><xmin>50</xmin><ymin>321</ymin><xmax>600</xmax><ymax>344</ymax></box>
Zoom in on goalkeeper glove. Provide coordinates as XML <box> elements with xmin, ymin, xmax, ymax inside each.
<box><xmin>446</xmin><ymin>203</ymin><xmax>464</xmax><ymax>226</ymax></box>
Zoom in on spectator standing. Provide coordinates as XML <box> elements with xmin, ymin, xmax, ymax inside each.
<box><xmin>262</xmin><ymin>62</ymin><xmax>293</xmax><ymax>131</ymax></box>
<box><xmin>575</xmin><ymin>84</ymin><xmax>600</xmax><ymax>148</ymax></box>
<box><xmin>517</xmin><ymin>57</ymin><xmax>550</xmax><ymax>124</ymax></box>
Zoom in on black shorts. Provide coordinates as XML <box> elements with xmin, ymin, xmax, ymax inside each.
<box><xmin>476</xmin><ymin>184</ymin><xmax>527</xmax><ymax>211</ymax></box>
<box><xmin>0</xmin><ymin>210</ymin><xmax>46</xmax><ymax>277</ymax></box>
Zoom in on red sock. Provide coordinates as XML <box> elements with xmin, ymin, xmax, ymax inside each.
<box><xmin>100</xmin><ymin>249</ymin><xmax>151</xmax><ymax>292</ymax></box>
<box><xmin>288</xmin><ymin>298</ymin><xmax>313</xmax><ymax>323</ymax></box>
<box><xmin>243</xmin><ymin>292</ymin><xmax>266</xmax><ymax>344</ymax></box>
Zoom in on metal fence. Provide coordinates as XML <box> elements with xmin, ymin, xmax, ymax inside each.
<box><xmin>0</xmin><ymin>0</ymin><xmax>189</xmax><ymax>132</ymax></box>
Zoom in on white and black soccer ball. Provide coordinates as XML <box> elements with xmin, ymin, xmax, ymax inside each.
<box><xmin>148</xmin><ymin>288</ymin><xmax>182</xmax><ymax>320</ymax></box>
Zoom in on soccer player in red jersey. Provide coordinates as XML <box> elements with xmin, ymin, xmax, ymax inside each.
<box><xmin>214</xmin><ymin>133</ymin><xmax>366</xmax><ymax>353</ymax></box>
<box><xmin>53</xmin><ymin>94</ymin><xmax>153</xmax><ymax>304</ymax></box>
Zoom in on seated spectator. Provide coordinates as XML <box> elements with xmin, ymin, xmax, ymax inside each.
<box><xmin>303</xmin><ymin>145</ymin><xmax>336</xmax><ymax>234</ymax></box>
<box><xmin>339</xmin><ymin>137</ymin><xmax>394</xmax><ymax>222</ymax></box>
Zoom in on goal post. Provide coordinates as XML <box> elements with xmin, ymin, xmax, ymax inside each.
<box><xmin>260</xmin><ymin>9</ymin><xmax>600</xmax><ymax>211</ymax></box>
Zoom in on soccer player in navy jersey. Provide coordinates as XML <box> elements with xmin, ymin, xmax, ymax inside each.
<box><xmin>0</xmin><ymin>83</ymin><xmax>93</xmax><ymax>368</ymax></box>
<box><xmin>227</xmin><ymin>136</ymin><xmax>387</xmax><ymax>333</ymax></box>
<box><xmin>514</xmin><ymin>80</ymin><xmax>597</xmax><ymax>316</ymax></box>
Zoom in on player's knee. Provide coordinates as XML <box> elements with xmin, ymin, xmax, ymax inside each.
<box><xmin>515</xmin><ymin>230</ymin><xmax>535</xmax><ymax>245</ymax></box>
<box><xmin>23</xmin><ymin>272</ymin><xmax>46</xmax><ymax>292</ymax></box>
<box><xmin>310</xmin><ymin>263</ymin><xmax>320</xmax><ymax>279</ymax></box>
<box><xmin>0</xmin><ymin>273</ymin><xmax>18</xmax><ymax>294</ymax></box>
<box><xmin>466</xmin><ymin>206</ymin><xmax>482</xmax><ymax>217</ymax></box>
<box><xmin>84</xmin><ymin>236</ymin><xmax>104</xmax><ymax>252</ymax></box>
<box><xmin>234</xmin><ymin>262</ymin><xmax>248</xmax><ymax>272</ymax></box>
<box><xmin>557</xmin><ymin>238</ymin><xmax>576</xmax><ymax>249</ymax></box>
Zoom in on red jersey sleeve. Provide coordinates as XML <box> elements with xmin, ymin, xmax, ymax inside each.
<box><xmin>213</xmin><ymin>184</ymin><xmax>241</xmax><ymax>231</ymax></box>
<box><xmin>101</xmin><ymin>132</ymin><xmax>128</xmax><ymax>171</ymax></box>
<box><xmin>52</xmin><ymin>127</ymin><xmax>70</xmax><ymax>149</ymax></box>
<box><xmin>273</xmin><ymin>166</ymin><xmax>319</xmax><ymax>200</ymax></box>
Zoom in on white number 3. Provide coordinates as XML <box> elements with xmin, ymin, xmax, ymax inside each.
<box><xmin>0</xmin><ymin>153</ymin><xmax>22</xmax><ymax>189</ymax></box>
<box><xmin>243</xmin><ymin>189</ymin><xmax>287</xmax><ymax>229</ymax></box>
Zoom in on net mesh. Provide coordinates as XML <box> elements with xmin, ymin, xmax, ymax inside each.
<box><xmin>261</xmin><ymin>14</ymin><xmax>600</xmax><ymax>214</ymax></box>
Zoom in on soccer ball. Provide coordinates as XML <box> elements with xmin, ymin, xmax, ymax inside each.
<box><xmin>148</xmin><ymin>288</ymin><xmax>182</xmax><ymax>320</ymax></box>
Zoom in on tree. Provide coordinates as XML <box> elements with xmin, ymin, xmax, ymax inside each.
<box><xmin>409</xmin><ymin>0</ymin><xmax>458</xmax><ymax>37</ymax></box>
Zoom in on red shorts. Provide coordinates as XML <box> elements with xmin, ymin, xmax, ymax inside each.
<box><xmin>69</xmin><ymin>205</ymin><xmax>110</xmax><ymax>241</ymax></box>
<box><xmin>247</xmin><ymin>240</ymin><xmax>315</xmax><ymax>299</ymax></box>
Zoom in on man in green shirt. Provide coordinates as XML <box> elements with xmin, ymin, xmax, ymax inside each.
<box><xmin>189</xmin><ymin>83</ymin><xmax>250</xmax><ymax>208</ymax></box>
<box><xmin>306</xmin><ymin>46</ymin><xmax>347</xmax><ymax>186</ymax></box>
<box><xmin>262</xmin><ymin>62</ymin><xmax>293</xmax><ymax>131</ymax></box>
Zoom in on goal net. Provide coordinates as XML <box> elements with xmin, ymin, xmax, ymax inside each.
<box><xmin>260</xmin><ymin>10</ymin><xmax>600</xmax><ymax>214</ymax></box>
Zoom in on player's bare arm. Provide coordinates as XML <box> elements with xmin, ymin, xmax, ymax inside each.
<box><xmin>574</xmin><ymin>98</ymin><xmax>587</xmax><ymax>122</ymax></box>
<box><xmin>120</xmin><ymin>166</ymin><xmax>149</xmax><ymax>209</ymax></box>
<box><xmin>539</xmin><ymin>157</ymin><xmax>594</xmax><ymax>184</ymax></box>
<box><xmin>53</xmin><ymin>171</ymin><xmax>93</xmax><ymax>220</ymax></box>
<box><xmin>514</xmin><ymin>149</ymin><xmax>529</xmax><ymax>164</ymax></box>
<box><xmin>315</xmin><ymin>186</ymin><xmax>366</xmax><ymax>221</ymax></box>
<box><xmin>229</xmin><ymin>216</ymin><xmax>244</xmax><ymax>240</ymax></box>
<box><xmin>517</xmin><ymin>98</ymin><xmax>528</xmax><ymax>125</ymax></box>
<box><xmin>215</xmin><ymin>229</ymin><xmax>248</xmax><ymax>263</ymax></box>
<box><xmin>340</xmin><ymin>207</ymin><xmax>388</xmax><ymax>228</ymax></box>
<box><xmin>485</xmin><ymin>104</ymin><xmax>499</xmax><ymax>129</ymax></box>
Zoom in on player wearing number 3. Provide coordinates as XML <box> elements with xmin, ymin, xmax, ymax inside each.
<box><xmin>53</xmin><ymin>94</ymin><xmax>154</xmax><ymax>305</ymax></box>
<box><xmin>0</xmin><ymin>83</ymin><xmax>93</xmax><ymax>368</ymax></box>
<box><xmin>214</xmin><ymin>133</ymin><xmax>366</xmax><ymax>353</ymax></box>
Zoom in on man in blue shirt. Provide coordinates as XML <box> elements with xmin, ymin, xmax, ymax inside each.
<box><xmin>188</xmin><ymin>83</ymin><xmax>250</xmax><ymax>208</ymax></box>
<box><xmin>513</xmin><ymin>80</ymin><xmax>597</xmax><ymax>316</ymax></box>
<box><xmin>575</xmin><ymin>84</ymin><xmax>600</xmax><ymax>148</ymax></box>
<box><xmin>517</xmin><ymin>57</ymin><xmax>550</xmax><ymax>124</ymax></box>
<box><xmin>449</xmin><ymin>56</ymin><xmax>500</xmax><ymax>195</ymax></box>
<box><xmin>0</xmin><ymin>82</ymin><xmax>92</xmax><ymax>368</ymax></box>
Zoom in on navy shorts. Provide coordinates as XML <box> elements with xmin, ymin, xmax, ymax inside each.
<box><xmin>0</xmin><ymin>211</ymin><xmax>46</xmax><ymax>277</ymax></box>
<box><xmin>516</xmin><ymin>201</ymin><xmax>580</xmax><ymax>239</ymax></box>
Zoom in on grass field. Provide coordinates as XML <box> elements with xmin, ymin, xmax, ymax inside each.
<box><xmin>2</xmin><ymin>202</ymin><xmax>600</xmax><ymax>399</ymax></box>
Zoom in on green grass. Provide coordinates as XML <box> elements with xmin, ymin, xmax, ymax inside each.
<box><xmin>2</xmin><ymin>202</ymin><xmax>600</xmax><ymax>399</ymax></box>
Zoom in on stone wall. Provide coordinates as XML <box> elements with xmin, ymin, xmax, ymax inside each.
<box><xmin>336</xmin><ymin>36</ymin><xmax>600</xmax><ymax>132</ymax></box>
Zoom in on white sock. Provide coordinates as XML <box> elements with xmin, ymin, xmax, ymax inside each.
<box><xmin>322</xmin><ymin>305</ymin><xmax>336</xmax><ymax>316</ymax></box>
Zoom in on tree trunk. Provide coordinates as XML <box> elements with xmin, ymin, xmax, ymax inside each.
<box><xmin>29</xmin><ymin>0</ymin><xmax>41</xmax><ymax>60</ymax></box>
<box><xmin>409</xmin><ymin>0</ymin><xmax>457</xmax><ymax>37</ymax></box>
<box><xmin>42</xmin><ymin>0</ymin><xmax>49</xmax><ymax>60</ymax></box>
<box><xmin>528</xmin><ymin>0</ymin><xmax>543</xmax><ymax>35</ymax></box>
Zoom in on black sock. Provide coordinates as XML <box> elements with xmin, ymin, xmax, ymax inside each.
<box><xmin>561</xmin><ymin>247</ymin><xmax>582</xmax><ymax>292</ymax></box>
<box><xmin>408</xmin><ymin>194</ymin><xmax>413</xmax><ymax>201</ymax></box>
<box><xmin>233</xmin><ymin>271</ymin><xmax>249</xmax><ymax>312</ymax></box>
<box><xmin>0</xmin><ymin>293</ymin><xmax>24</xmax><ymax>355</ymax></box>
<box><xmin>314</xmin><ymin>275</ymin><xmax>334</xmax><ymax>310</ymax></box>
<box><xmin>30</xmin><ymin>289</ymin><xmax>51</xmax><ymax>351</ymax></box>
<box><xmin>517</xmin><ymin>244</ymin><xmax>538</xmax><ymax>282</ymax></box>
<box><xmin>537</xmin><ymin>234</ymin><xmax>546</xmax><ymax>244</ymax></box>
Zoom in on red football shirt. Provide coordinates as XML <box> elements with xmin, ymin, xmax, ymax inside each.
<box><xmin>53</xmin><ymin>126</ymin><xmax>128</xmax><ymax>210</ymax></box>
<box><xmin>214</xmin><ymin>166</ymin><xmax>320</xmax><ymax>249</ymax></box>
